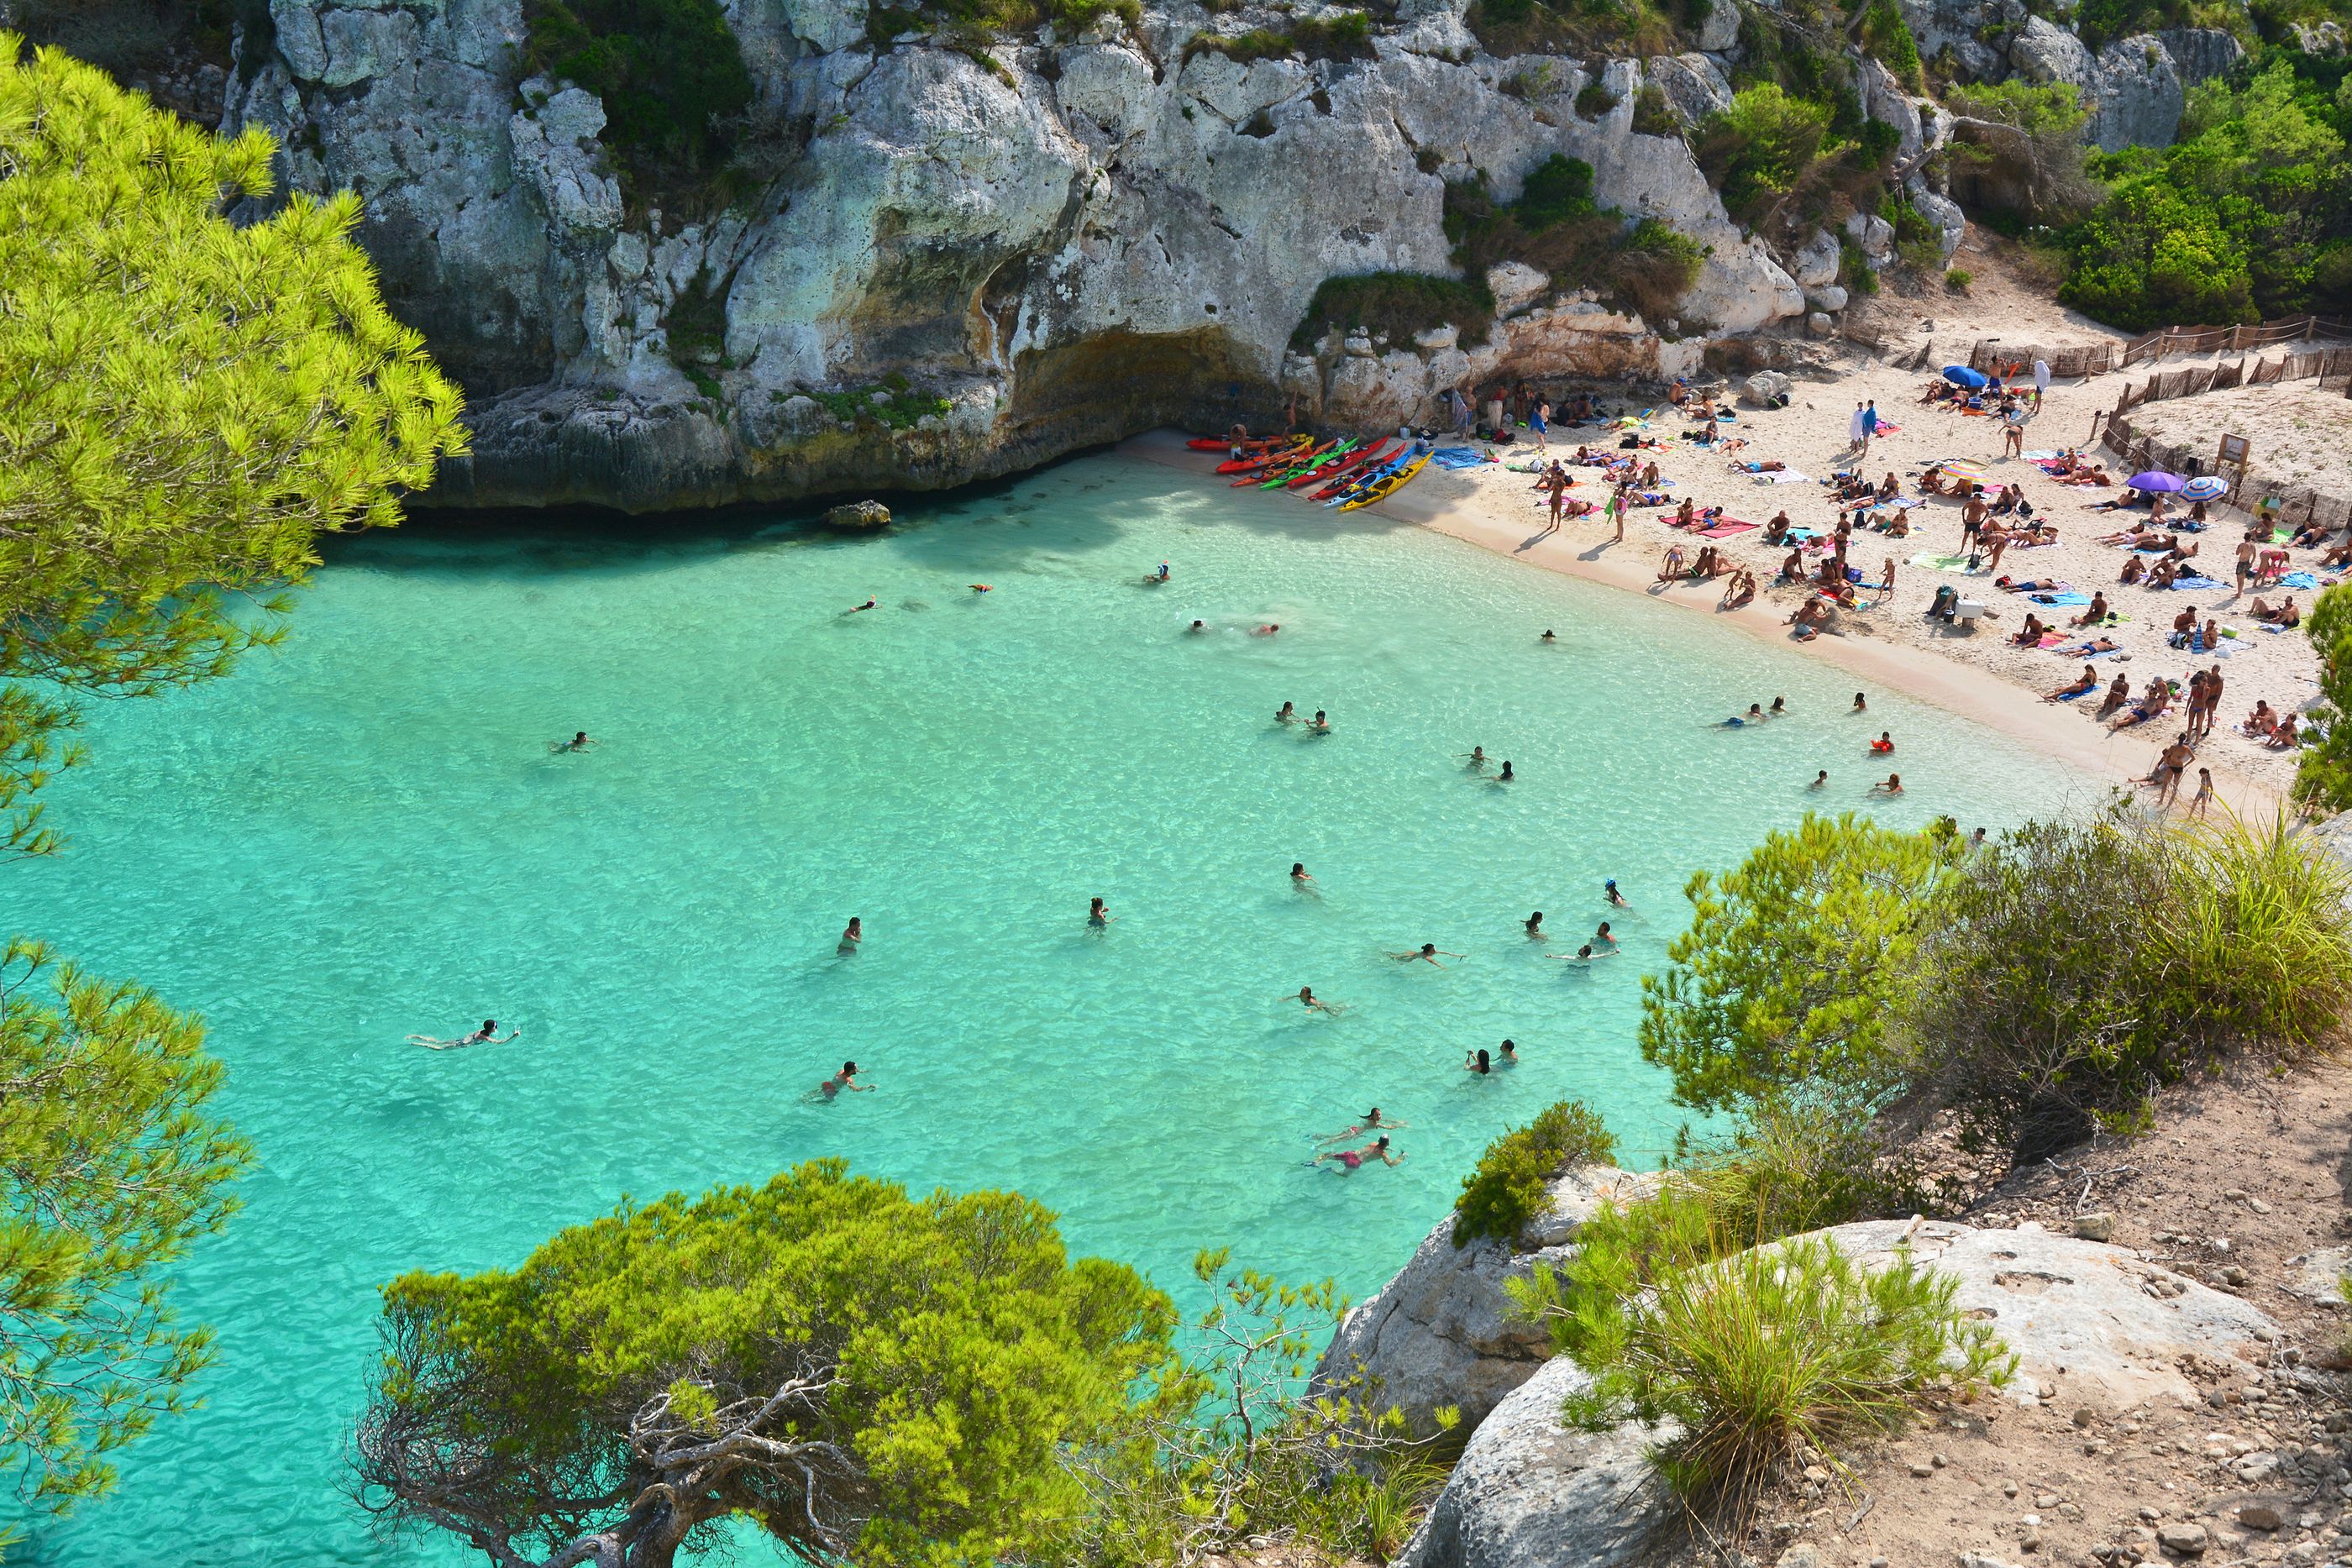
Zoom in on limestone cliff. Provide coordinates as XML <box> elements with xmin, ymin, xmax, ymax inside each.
<box><xmin>213</xmin><ymin>0</ymin><xmax>2234</xmax><ymax>511</ymax></box>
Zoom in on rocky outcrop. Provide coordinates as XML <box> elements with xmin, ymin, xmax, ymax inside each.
<box><xmin>224</xmin><ymin>1</ymin><xmax>1858</xmax><ymax>511</ymax></box>
<box><xmin>1310</xmin><ymin>1165</ymin><xmax>1661</xmax><ymax>1434</ymax></box>
<box><xmin>1391</xmin><ymin>1219</ymin><xmax>2283</xmax><ymax>1568</ymax></box>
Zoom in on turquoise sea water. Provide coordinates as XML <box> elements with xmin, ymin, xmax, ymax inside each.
<box><xmin>3</xmin><ymin>454</ymin><xmax>2102</xmax><ymax>1564</ymax></box>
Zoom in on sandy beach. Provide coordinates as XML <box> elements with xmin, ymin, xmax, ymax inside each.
<box><xmin>1127</xmin><ymin>275</ymin><xmax>2331</xmax><ymax>818</ymax></box>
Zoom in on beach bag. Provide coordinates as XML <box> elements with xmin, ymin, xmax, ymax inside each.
<box><xmin>1618</xmin><ymin>436</ymin><xmax>1639</xmax><ymax>449</ymax></box>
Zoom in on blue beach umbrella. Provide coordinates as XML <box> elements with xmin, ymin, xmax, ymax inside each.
<box><xmin>2182</xmin><ymin>475</ymin><xmax>2228</xmax><ymax>501</ymax></box>
<box><xmin>2128</xmin><ymin>470</ymin><xmax>2187</xmax><ymax>493</ymax></box>
<box><xmin>1941</xmin><ymin>365</ymin><xmax>1988</xmax><ymax>391</ymax></box>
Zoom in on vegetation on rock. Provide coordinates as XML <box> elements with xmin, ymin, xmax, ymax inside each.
<box><xmin>521</xmin><ymin>0</ymin><xmax>753</xmax><ymax>183</ymax></box>
<box><xmin>2296</xmin><ymin>583</ymin><xmax>2352</xmax><ymax>810</ymax></box>
<box><xmin>2059</xmin><ymin>59</ymin><xmax>2352</xmax><ymax>328</ymax></box>
<box><xmin>1452</xmin><ymin>1099</ymin><xmax>1620</xmax><ymax>1245</ymax></box>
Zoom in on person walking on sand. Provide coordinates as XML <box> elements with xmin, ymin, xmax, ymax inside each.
<box><xmin>2190</xmin><ymin>766</ymin><xmax>2215</xmax><ymax>817</ymax></box>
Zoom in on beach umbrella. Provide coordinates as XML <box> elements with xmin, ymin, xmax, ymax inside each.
<box><xmin>1937</xmin><ymin>458</ymin><xmax>1989</xmax><ymax>481</ymax></box>
<box><xmin>1941</xmin><ymin>365</ymin><xmax>1988</xmax><ymax>390</ymax></box>
<box><xmin>2182</xmin><ymin>475</ymin><xmax>2228</xmax><ymax>501</ymax></box>
<box><xmin>2128</xmin><ymin>470</ymin><xmax>2187</xmax><ymax>492</ymax></box>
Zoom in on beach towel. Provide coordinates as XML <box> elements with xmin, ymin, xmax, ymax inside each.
<box><xmin>2037</xmin><ymin>632</ymin><xmax>2069</xmax><ymax>648</ymax></box>
<box><xmin>1757</xmin><ymin>469</ymin><xmax>1814</xmax><ymax>484</ymax></box>
<box><xmin>2168</xmin><ymin>574</ymin><xmax>2227</xmax><ymax>590</ymax></box>
<box><xmin>2023</xmin><ymin>450</ymin><xmax>2060</xmax><ymax>462</ymax></box>
<box><xmin>1909</xmin><ymin>552</ymin><xmax>1972</xmax><ymax>572</ymax></box>
<box><xmin>1696</xmin><ymin>521</ymin><xmax>1758</xmax><ymax>538</ymax></box>
<box><xmin>2029</xmin><ymin>591</ymin><xmax>2094</xmax><ymax>606</ymax></box>
<box><xmin>2279</xmin><ymin>571</ymin><xmax>2321</xmax><ymax>590</ymax></box>
<box><xmin>1429</xmin><ymin>447</ymin><xmax>1489</xmax><ymax>469</ymax></box>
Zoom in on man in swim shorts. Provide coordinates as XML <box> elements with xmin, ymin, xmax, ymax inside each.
<box><xmin>1315</xmin><ymin>1135</ymin><xmax>1404</xmax><ymax>1172</ymax></box>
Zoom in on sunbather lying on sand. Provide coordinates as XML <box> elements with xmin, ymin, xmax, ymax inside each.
<box><xmin>2045</xmin><ymin>665</ymin><xmax>2100</xmax><ymax>701</ymax></box>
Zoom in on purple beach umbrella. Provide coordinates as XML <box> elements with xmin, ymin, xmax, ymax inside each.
<box><xmin>2127</xmin><ymin>470</ymin><xmax>2186</xmax><ymax>493</ymax></box>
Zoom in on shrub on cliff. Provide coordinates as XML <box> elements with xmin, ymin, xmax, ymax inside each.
<box><xmin>1514</xmin><ymin>1175</ymin><xmax>2012</xmax><ymax>1511</ymax></box>
<box><xmin>1900</xmin><ymin>810</ymin><xmax>2352</xmax><ymax>1157</ymax></box>
<box><xmin>1611</xmin><ymin>218</ymin><xmax>1709</xmax><ymax>320</ymax></box>
<box><xmin>522</xmin><ymin>0</ymin><xmax>753</xmax><ymax>182</ymax></box>
<box><xmin>1290</xmin><ymin>272</ymin><xmax>1496</xmax><ymax>349</ymax></box>
<box><xmin>2297</xmin><ymin>584</ymin><xmax>2352</xmax><ymax>812</ymax></box>
<box><xmin>1638</xmin><ymin>814</ymin><xmax>1965</xmax><ymax>1120</ymax></box>
<box><xmin>1452</xmin><ymin>1099</ymin><xmax>1619</xmax><ymax>1246</ymax></box>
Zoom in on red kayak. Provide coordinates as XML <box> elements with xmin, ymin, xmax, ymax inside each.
<box><xmin>1291</xmin><ymin>439</ymin><xmax>1389</xmax><ymax>489</ymax></box>
<box><xmin>1234</xmin><ymin>437</ymin><xmax>1336</xmax><ymax>485</ymax></box>
<box><xmin>1189</xmin><ymin>434</ymin><xmax>1284</xmax><ymax>452</ymax></box>
<box><xmin>1310</xmin><ymin>442</ymin><xmax>1397</xmax><ymax>500</ymax></box>
<box><xmin>1215</xmin><ymin>436</ymin><xmax>1310</xmax><ymax>475</ymax></box>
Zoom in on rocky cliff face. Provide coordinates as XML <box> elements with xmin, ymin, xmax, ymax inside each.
<box><xmin>222</xmin><ymin>0</ymin><xmax>2229</xmax><ymax>511</ymax></box>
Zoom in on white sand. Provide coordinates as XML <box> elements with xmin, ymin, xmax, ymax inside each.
<box><xmin>2127</xmin><ymin>380</ymin><xmax>2352</xmax><ymax>500</ymax></box>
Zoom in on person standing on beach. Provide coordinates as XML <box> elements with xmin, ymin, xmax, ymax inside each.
<box><xmin>1848</xmin><ymin>402</ymin><xmax>1866</xmax><ymax>454</ymax></box>
<box><xmin>1453</xmin><ymin>387</ymin><xmax>1473</xmax><ymax>438</ymax></box>
<box><xmin>2033</xmin><ymin>359</ymin><xmax>2050</xmax><ymax>411</ymax></box>
<box><xmin>2235</xmin><ymin>532</ymin><xmax>2260</xmax><ymax>594</ymax></box>
<box><xmin>2190</xmin><ymin>767</ymin><xmax>2215</xmax><ymax>816</ymax></box>
<box><xmin>1531</xmin><ymin>397</ymin><xmax>1550</xmax><ymax>451</ymax></box>
<box><xmin>1861</xmin><ymin>400</ymin><xmax>1879</xmax><ymax>458</ymax></box>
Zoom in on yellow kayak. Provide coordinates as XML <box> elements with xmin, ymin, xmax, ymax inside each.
<box><xmin>1339</xmin><ymin>451</ymin><xmax>1430</xmax><ymax>511</ymax></box>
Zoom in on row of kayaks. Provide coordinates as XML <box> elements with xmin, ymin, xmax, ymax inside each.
<box><xmin>1184</xmin><ymin>433</ymin><xmax>1431</xmax><ymax>511</ymax></box>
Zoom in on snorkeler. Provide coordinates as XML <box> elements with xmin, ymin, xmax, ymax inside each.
<box><xmin>551</xmin><ymin>731</ymin><xmax>598</xmax><ymax>753</ymax></box>
<box><xmin>407</xmin><ymin>1019</ymin><xmax>520</xmax><ymax>1050</ymax></box>
<box><xmin>1604</xmin><ymin>879</ymin><xmax>1630</xmax><ymax>908</ymax></box>
<box><xmin>847</xmin><ymin>597</ymin><xmax>879</xmax><ymax>613</ymax></box>
<box><xmin>1524</xmin><ymin>911</ymin><xmax>1545</xmax><ymax>939</ymax></box>
<box><xmin>816</xmin><ymin>1060</ymin><xmax>873</xmax><ymax>1098</ymax></box>
<box><xmin>838</xmin><ymin>917</ymin><xmax>863</xmax><ymax>955</ymax></box>
<box><xmin>1089</xmin><ymin>897</ymin><xmax>1115</xmax><ymax>928</ymax></box>
<box><xmin>1276</xmin><ymin>701</ymin><xmax>1298</xmax><ymax>723</ymax></box>
<box><xmin>1308</xmin><ymin>710</ymin><xmax>1331</xmax><ymax>734</ymax></box>
<box><xmin>1147</xmin><ymin>563</ymin><xmax>1171</xmax><ymax>584</ymax></box>
<box><xmin>1314</xmin><ymin>1135</ymin><xmax>1404</xmax><ymax>1172</ymax></box>
<box><xmin>1464</xmin><ymin>1048</ymin><xmax>1492</xmax><ymax>1074</ymax></box>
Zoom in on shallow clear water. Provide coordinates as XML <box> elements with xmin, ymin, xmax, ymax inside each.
<box><xmin>3</xmin><ymin>454</ymin><xmax>2102</xmax><ymax>1564</ymax></box>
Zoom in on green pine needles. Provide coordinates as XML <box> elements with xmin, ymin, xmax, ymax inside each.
<box><xmin>1453</xmin><ymin>1100</ymin><xmax>1619</xmax><ymax>1246</ymax></box>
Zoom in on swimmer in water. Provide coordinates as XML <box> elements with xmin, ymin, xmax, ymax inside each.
<box><xmin>1604</xmin><ymin>879</ymin><xmax>1630</xmax><ymax>907</ymax></box>
<box><xmin>1498</xmin><ymin>1038</ymin><xmax>1520</xmax><ymax>1064</ymax></box>
<box><xmin>1464</xmin><ymin>1048</ymin><xmax>1492</xmax><ymax>1074</ymax></box>
<box><xmin>1494</xmin><ymin>761</ymin><xmax>1515</xmax><ymax>784</ymax></box>
<box><xmin>837</xmin><ymin>917</ymin><xmax>862</xmax><ymax>955</ymax></box>
<box><xmin>1809</xmin><ymin>769</ymin><xmax>1828</xmax><ymax>789</ymax></box>
<box><xmin>1253</xmin><ymin>623</ymin><xmax>1280</xmax><ymax>636</ymax></box>
<box><xmin>970</xmin><ymin>583</ymin><xmax>992</xmax><ymax>593</ymax></box>
<box><xmin>1872</xmin><ymin>731</ymin><xmax>1894</xmax><ymax>753</ymax></box>
<box><xmin>1277</xmin><ymin>701</ymin><xmax>1298</xmax><ymax>723</ymax></box>
<box><xmin>1314</xmin><ymin>1134</ymin><xmax>1404</xmax><ymax>1172</ymax></box>
<box><xmin>1316</xmin><ymin>1108</ymin><xmax>1407</xmax><ymax>1144</ymax></box>
<box><xmin>1524</xmin><ymin>911</ymin><xmax>1545</xmax><ymax>938</ymax></box>
<box><xmin>1309</xmin><ymin>710</ymin><xmax>1331</xmax><ymax>734</ymax></box>
<box><xmin>1871</xmin><ymin>773</ymin><xmax>1903</xmax><ymax>794</ymax></box>
<box><xmin>1188</xmin><ymin>618</ymin><xmax>1205</xmax><ymax>632</ymax></box>
<box><xmin>1089</xmin><ymin>897</ymin><xmax>1115</xmax><ymax>928</ymax></box>
<box><xmin>1388</xmin><ymin>943</ymin><xmax>1463</xmax><ymax>967</ymax></box>
<box><xmin>408</xmin><ymin>1018</ymin><xmax>520</xmax><ymax>1050</ymax></box>
<box><xmin>1291</xmin><ymin>985</ymin><xmax>1343</xmax><ymax>1014</ymax></box>
<box><xmin>847</xmin><ymin>597</ymin><xmax>878</xmax><ymax>613</ymax></box>
<box><xmin>1769</xmin><ymin>697</ymin><xmax>1787</xmax><ymax>716</ymax></box>
<box><xmin>1541</xmin><ymin>629</ymin><xmax>1557</xmax><ymax>642</ymax></box>
<box><xmin>1291</xmin><ymin>862</ymin><xmax>1315</xmax><ymax>886</ymax></box>
<box><xmin>552</xmin><ymin>731</ymin><xmax>598</xmax><ymax>753</ymax></box>
<box><xmin>1154</xmin><ymin>563</ymin><xmax>1171</xmax><ymax>582</ymax></box>
<box><xmin>1592</xmin><ymin>921</ymin><xmax>1617</xmax><ymax>948</ymax></box>
<box><xmin>1852</xmin><ymin>691</ymin><xmax>1868</xmax><ymax>712</ymax></box>
<box><xmin>1461</xmin><ymin>746</ymin><xmax>1488</xmax><ymax>770</ymax></box>
<box><xmin>816</xmin><ymin>1060</ymin><xmax>873</xmax><ymax>1098</ymax></box>
<box><xmin>1547</xmin><ymin>944</ymin><xmax>1616</xmax><ymax>962</ymax></box>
